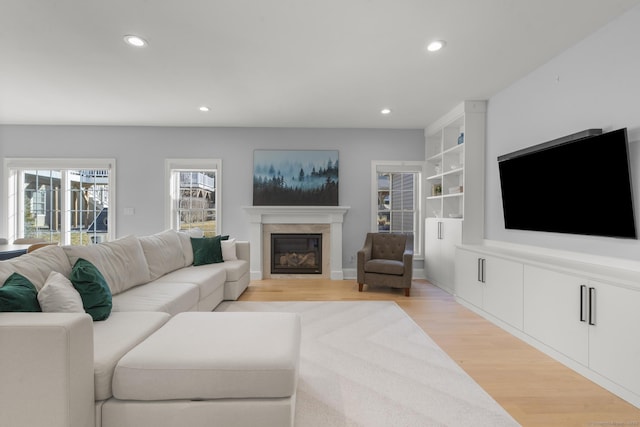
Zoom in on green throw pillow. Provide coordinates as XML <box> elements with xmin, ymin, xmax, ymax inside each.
<box><xmin>0</xmin><ymin>273</ymin><xmax>41</xmax><ymax>312</ymax></box>
<box><xmin>70</xmin><ymin>258</ymin><xmax>112</xmax><ymax>321</ymax></box>
<box><xmin>191</xmin><ymin>236</ymin><xmax>224</xmax><ymax>266</ymax></box>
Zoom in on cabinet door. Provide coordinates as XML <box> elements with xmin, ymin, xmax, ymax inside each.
<box><xmin>440</xmin><ymin>219</ymin><xmax>461</xmax><ymax>289</ymax></box>
<box><xmin>483</xmin><ymin>256</ymin><xmax>523</xmax><ymax>329</ymax></box>
<box><xmin>455</xmin><ymin>248</ymin><xmax>483</xmax><ymax>308</ymax></box>
<box><xmin>588</xmin><ymin>281</ymin><xmax>640</xmax><ymax>396</ymax></box>
<box><xmin>523</xmin><ymin>266</ymin><xmax>589</xmax><ymax>366</ymax></box>
<box><xmin>424</xmin><ymin>218</ymin><xmax>442</xmax><ymax>285</ymax></box>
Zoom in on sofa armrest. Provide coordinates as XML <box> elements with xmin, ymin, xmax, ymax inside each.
<box><xmin>235</xmin><ymin>241</ymin><xmax>250</xmax><ymax>263</ymax></box>
<box><xmin>0</xmin><ymin>312</ymin><xmax>95</xmax><ymax>427</ymax></box>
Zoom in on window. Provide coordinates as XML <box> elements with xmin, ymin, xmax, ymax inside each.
<box><xmin>372</xmin><ymin>161</ymin><xmax>423</xmax><ymax>255</ymax></box>
<box><xmin>166</xmin><ymin>159</ymin><xmax>221</xmax><ymax>237</ymax></box>
<box><xmin>4</xmin><ymin>158</ymin><xmax>115</xmax><ymax>245</ymax></box>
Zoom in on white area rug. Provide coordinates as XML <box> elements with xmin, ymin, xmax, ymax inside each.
<box><xmin>215</xmin><ymin>301</ymin><xmax>520</xmax><ymax>427</ymax></box>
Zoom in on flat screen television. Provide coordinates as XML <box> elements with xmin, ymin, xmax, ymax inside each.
<box><xmin>498</xmin><ymin>128</ymin><xmax>637</xmax><ymax>239</ymax></box>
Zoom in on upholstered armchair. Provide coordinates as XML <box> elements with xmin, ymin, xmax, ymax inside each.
<box><xmin>357</xmin><ymin>232</ymin><xmax>413</xmax><ymax>296</ymax></box>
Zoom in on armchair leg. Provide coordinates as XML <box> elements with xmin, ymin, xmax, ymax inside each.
<box><xmin>358</xmin><ymin>283</ymin><xmax>363</xmax><ymax>292</ymax></box>
<box><xmin>404</xmin><ymin>288</ymin><xmax>410</xmax><ymax>297</ymax></box>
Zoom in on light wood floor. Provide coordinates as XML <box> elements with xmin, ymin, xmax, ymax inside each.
<box><xmin>239</xmin><ymin>278</ymin><xmax>640</xmax><ymax>427</ymax></box>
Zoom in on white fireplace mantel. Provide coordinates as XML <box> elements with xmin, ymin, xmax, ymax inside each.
<box><xmin>243</xmin><ymin>206</ymin><xmax>350</xmax><ymax>280</ymax></box>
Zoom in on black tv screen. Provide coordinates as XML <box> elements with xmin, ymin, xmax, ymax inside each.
<box><xmin>498</xmin><ymin>128</ymin><xmax>637</xmax><ymax>239</ymax></box>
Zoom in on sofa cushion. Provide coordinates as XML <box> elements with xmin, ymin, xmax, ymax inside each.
<box><xmin>63</xmin><ymin>235</ymin><xmax>151</xmax><ymax>295</ymax></box>
<box><xmin>111</xmin><ymin>281</ymin><xmax>199</xmax><ymax>316</ymax></box>
<box><xmin>93</xmin><ymin>311</ymin><xmax>170</xmax><ymax>401</ymax></box>
<box><xmin>70</xmin><ymin>259</ymin><xmax>113</xmax><ymax>321</ymax></box>
<box><xmin>191</xmin><ymin>236</ymin><xmax>224</xmax><ymax>266</ymax></box>
<box><xmin>154</xmin><ymin>264</ymin><xmax>226</xmax><ymax>301</ymax></box>
<box><xmin>38</xmin><ymin>271</ymin><xmax>84</xmax><ymax>313</ymax></box>
<box><xmin>220</xmin><ymin>259</ymin><xmax>249</xmax><ymax>282</ymax></box>
<box><xmin>0</xmin><ymin>245</ymin><xmax>72</xmax><ymax>291</ymax></box>
<box><xmin>0</xmin><ymin>273</ymin><xmax>41</xmax><ymax>312</ymax></box>
<box><xmin>139</xmin><ymin>230</ymin><xmax>185</xmax><ymax>281</ymax></box>
<box><xmin>177</xmin><ymin>228</ymin><xmax>204</xmax><ymax>267</ymax></box>
<box><xmin>112</xmin><ymin>312</ymin><xmax>301</xmax><ymax>401</ymax></box>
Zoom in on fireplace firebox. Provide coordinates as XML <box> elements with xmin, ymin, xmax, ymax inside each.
<box><xmin>271</xmin><ymin>233</ymin><xmax>322</xmax><ymax>274</ymax></box>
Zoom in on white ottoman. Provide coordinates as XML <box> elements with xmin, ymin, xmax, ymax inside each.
<box><xmin>103</xmin><ymin>311</ymin><xmax>301</xmax><ymax>427</ymax></box>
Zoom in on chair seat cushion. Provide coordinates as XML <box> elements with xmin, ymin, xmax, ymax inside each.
<box><xmin>364</xmin><ymin>259</ymin><xmax>404</xmax><ymax>276</ymax></box>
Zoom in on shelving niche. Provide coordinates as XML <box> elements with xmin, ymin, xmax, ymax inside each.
<box><xmin>426</xmin><ymin>116</ymin><xmax>465</xmax><ymax>219</ymax></box>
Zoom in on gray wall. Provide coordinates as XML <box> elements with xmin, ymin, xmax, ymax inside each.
<box><xmin>485</xmin><ymin>4</ymin><xmax>640</xmax><ymax>262</ymax></box>
<box><xmin>0</xmin><ymin>125</ymin><xmax>424</xmax><ymax>269</ymax></box>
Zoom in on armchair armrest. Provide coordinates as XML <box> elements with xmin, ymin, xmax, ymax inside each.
<box><xmin>356</xmin><ymin>234</ymin><xmax>374</xmax><ymax>284</ymax></box>
<box><xmin>0</xmin><ymin>312</ymin><xmax>95</xmax><ymax>427</ymax></box>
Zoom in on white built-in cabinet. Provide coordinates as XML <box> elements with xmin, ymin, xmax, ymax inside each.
<box><xmin>425</xmin><ymin>218</ymin><xmax>461</xmax><ymax>293</ymax></box>
<box><xmin>424</xmin><ymin>101</ymin><xmax>486</xmax><ymax>290</ymax></box>
<box><xmin>455</xmin><ymin>244</ymin><xmax>640</xmax><ymax>408</ymax></box>
<box><xmin>455</xmin><ymin>247</ymin><xmax>523</xmax><ymax>329</ymax></box>
<box><xmin>524</xmin><ymin>266</ymin><xmax>640</xmax><ymax>401</ymax></box>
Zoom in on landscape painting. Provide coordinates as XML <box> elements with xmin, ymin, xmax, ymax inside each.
<box><xmin>253</xmin><ymin>149</ymin><xmax>339</xmax><ymax>206</ymax></box>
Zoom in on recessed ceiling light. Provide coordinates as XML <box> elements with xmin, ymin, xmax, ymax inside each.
<box><xmin>123</xmin><ymin>35</ymin><xmax>148</xmax><ymax>48</ymax></box>
<box><xmin>381</xmin><ymin>108</ymin><xmax>392</xmax><ymax>115</ymax></box>
<box><xmin>427</xmin><ymin>40</ymin><xmax>446</xmax><ymax>52</ymax></box>
<box><xmin>199</xmin><ymin>106</ymin><xmax>210</xmax><ymax>112</ymax></box>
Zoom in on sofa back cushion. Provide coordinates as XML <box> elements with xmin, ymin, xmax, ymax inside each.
<box><xmin>0</xmin><ymin>245</ymin><xmax>72</xmax><ymax>291</ymax></box>
<box><xmin>139</xmin><ymin>229</ymin><xmax>186</xmax><ymax>281</ymax></box>
<box><xmin>63</xmin><ymin>235</ymin><xmax>151</xmax><ymax>295</ymax></box>
<box><xmin>176</xmin><ymin>227</ymin><xmax>204</xmax><ymax>267</ymax></box>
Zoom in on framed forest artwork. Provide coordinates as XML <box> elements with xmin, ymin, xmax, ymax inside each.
<box><xmin>253</xmin><ymin>150</ymin><xmax>339</xmax><ymax>206</ymax></box>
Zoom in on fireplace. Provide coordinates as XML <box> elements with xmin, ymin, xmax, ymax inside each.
<box><xmin>271</xmin><ymin>233</ymin><xmax>322</xmax><ymax>274</ymax></box>
<box><xmin>243</xmin><ymin>206</ymin><xmax>349</xmax><ymax>280</ymax></box>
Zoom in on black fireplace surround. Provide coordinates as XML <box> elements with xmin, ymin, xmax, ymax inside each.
<box><xmin>271</xmin><ymin>233</ymin><xmax>322</xmax><ymax>274</ymax></box>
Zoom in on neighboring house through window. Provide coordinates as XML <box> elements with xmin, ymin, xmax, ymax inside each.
<box><xmin>166</xmin><ymin>159</ymin><xmax>221</xmax><ymax>237</ymax></box>
<box><xmin>372</xmin><ymin>161</ymin><xmax>423</xmax><ymax>256</ymax></box>
<box><xmin>4</xmin><ymin>158</ymin><xmax>115</xmax><ymax>245</ymax></box>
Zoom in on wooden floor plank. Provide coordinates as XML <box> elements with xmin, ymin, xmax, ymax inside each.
<box><xmin>239</xmin><ymin>278</ymin><xmax>640</xmax><ymax>427</ymax></box>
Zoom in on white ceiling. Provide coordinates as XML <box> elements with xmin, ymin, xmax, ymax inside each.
<box><xmin>1</xmin><ymin>0</ymin><xmax>639</xmax><ymax>129</ymax></box>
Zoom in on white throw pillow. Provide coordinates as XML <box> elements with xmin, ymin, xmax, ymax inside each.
<box><xmin>221</xmin><ymin>238</ymin><xmax>237</xmax><ymax>261</ymax></box>
<box><xmin>38</xmin><ymin>271</ymin><xmax>84</xmax><ymax>313</ymax></box>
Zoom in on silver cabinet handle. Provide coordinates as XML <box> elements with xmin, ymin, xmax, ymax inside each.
<box><xmin>588</xmin><ymin>287</ymin><xmax>596</xmax><ymax>326</ymax></box>
<box><xmin>579</xmin><ymin>285</ymin><xmax>587</xmax><ymax>322</ymax></box>
<box><xmin>476</xmin><ymin>258</ymin><xmax>486</xmax><ymax>283</ymax></box>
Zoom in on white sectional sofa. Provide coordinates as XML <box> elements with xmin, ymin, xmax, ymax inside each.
<box><xmin>0</xmin><ymin>230</ymin><xmax>300</xmax><ymax>427</ymax></box>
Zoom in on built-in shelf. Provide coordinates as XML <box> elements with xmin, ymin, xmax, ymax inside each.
<box><xmin>424</xmin><ymin>100</ymin><xmax>486</xmax><ymax>292</ymax></box>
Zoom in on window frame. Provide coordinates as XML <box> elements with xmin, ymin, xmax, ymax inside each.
<box><xmin>165</xmin><ymin>158</ymin><xmax>222</xmax><ymax>236</ymax></box>
<box><xmin>371</xmin><ymin>160</ymin><xmax>424</xmax><ymax>258</ymax></box>
<box><xmin>3</xmin><ymin>157</ymin><xmax>116</xmax><ymax>245</ymax></box>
